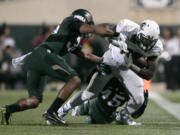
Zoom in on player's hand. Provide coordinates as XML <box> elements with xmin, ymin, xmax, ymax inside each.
<box><xmin>94</xmin><ymin>26</ymin><xmax>114</xmax><ymax>36</ymax></box>
<box><xmin>124</xmin><ymin>53</ymin><xmax>133</xmax><ymax>68</ymax></box>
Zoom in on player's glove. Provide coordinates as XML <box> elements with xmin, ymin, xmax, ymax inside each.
<box><xmin>111</xmin><ymin>39</ymin><xmax>128</xmax><ymax>54</ymax></box>
<box><xmin>98</xmin><ymin>63</ymin><xmax>112</xmax><ymax>76</ymax></box>
<box><xmin>111</xmin><ymin>34</ymin><xmax>128</xmax><ymax>54</ymax></box>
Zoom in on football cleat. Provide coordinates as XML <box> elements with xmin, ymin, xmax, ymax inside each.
<box><xmin>58</xmin><ymin>107</ymin><xmax>68</xmax><ymax>118</ymax></box>
<box><xmin>42</xmin><ymin>111</ymin><xmax>67</xmax><ymax>126</ymax></box>
<box><xmin>115</xmin><ymin>111</ymin><xmax>141</xmax><ymax>126</ymax></box>
<box><xmin>0</xmin><ymin>106</ymin><xmax>11</xmax><ymax>125</ymax></box>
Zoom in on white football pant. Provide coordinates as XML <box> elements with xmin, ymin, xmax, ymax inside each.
<box><xmin>82</xmin><ymin>49</ymin><xmax>145</xmax><ymax>115</ymax></box>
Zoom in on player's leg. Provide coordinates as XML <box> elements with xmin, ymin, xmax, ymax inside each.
<box><xmin>67</xmin><ymin>49</ymin><xmax>115</xmax><ymax>108</ymax></box>
<box><xmin>115</xmin><ymin>69</ymin><xmax>144</xmax><ymax>125</ymax></box>
<box><xmin>66</xmin><ymin>72</ymin><xmax>100</xmax><ymax>109</ymax></box>
<box><xmin>0</xmin><ymin>70</ymin><xmax>46</xmax><ymax>125</ymax></box>
<box><xmin>58</xmin><ymin>50</ymin><xmax>114</xmax><ymax>118</ymax></box>
<box><xmin>88</xmin><ymin>97</ymin><xmax>115</xmax><ymax>124</ymax></box>
<box><xmin>44</xmin><ymin>76</ymin><xmax>80</xmax><ymax>125</ymax></box>
<box><xmin>39</xmin><ymin>51</ymin><xmax>80</xmax><ymax>124</ymax></box>
<box><xmin>71</xmin><ymin>100</ymin><xmax>97</xmax><ymax>124</ymax></box>
<box><xmin>72</xmin><ymin>100</ymin><xmax>90</xmax><ymax>116</ymax></box>
<box><xmin>68</xmin><ymin>49</ymin><xmax>115</xmax><ymax>108</ymax></box>
<box><xmin>58</xmin><ymin>72</ymin><xmax>98</xmax><ymax>118</ymax></box>
<box><xmin>71</xmin><ymin>99</ymin><xmax>109</xmax><ymax>124</ymax></box>
<box><xmin>120</xmin><ymin>70</ymin><xmax>145</xmax><ymax>115</ymax></box>
<box><xmin>58</xmin><ymin>71</ymin><xmax>112</xmax><ymax>118</ymax></box>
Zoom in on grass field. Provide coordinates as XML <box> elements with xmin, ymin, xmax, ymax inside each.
<box><xmin>0</xmin><ymin>90</ymin><xmax>180</xmax><ymax>135</ymax></box>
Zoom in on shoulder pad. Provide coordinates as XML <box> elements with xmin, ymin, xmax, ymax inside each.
<box><xmin>148</xmin><ymin>40</ymin><xmax>164</xmax><ymax>57</ymax></box>
<box><xmin>116</xmin><ymin>19</ymin><xmax>139</xmax><ymax>39</ymax></box>
<box><xmin>116</xmin><ymin>19</ymin><xmax>139</xmax><ymax>32</ymax></box>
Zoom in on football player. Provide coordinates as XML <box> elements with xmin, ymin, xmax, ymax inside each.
<box><xmin>0</xmin><ymin>9</ymin><xmax>114</xmax><ymax>125</ymax></box>
<box><xmin>58</xmin><ymin>19</ymin><xmax>163</xmax><ymax>124</ymax></box>
<box><xmin>71</xmin><ymin>77</ymin><xmax>147</xmax><ymax>125</ymax></box>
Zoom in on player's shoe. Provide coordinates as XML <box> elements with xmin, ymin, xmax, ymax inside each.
<box><xmin>42</xmin><ymin>111</ymin><xmax>67</xmax><ymax>126</ymax></box>
<box><xmin>115</xmin><ymin>111</ymin><xmax>141</xmax><ymax>126</ymax></box>
<box><xmin>58</xmin><ymin>107</ymin><xmax>68</xmax><ymax>118</ymax></box>
<box><xmin>0</xmin><ymin>106</ymin><xmax>11</xmax><ymax>125</ymax></box>
<box><xmin>71</xmin><ymin>106</ymin><xmax>80</xmax><ymax>116</ymax></box>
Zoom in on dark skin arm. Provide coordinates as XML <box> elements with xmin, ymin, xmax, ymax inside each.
<box><xmin>131</xmin><ymin>56</ymin><xmax>157</xmax><ymax>80</ymax></box>
<box><xmin>76</xmin><ymin>48</ymin><xmax>102</xmax><ymax>64</ymax></box>
<box><xmin>98</xmin><ymin>23</ymin><xmax>116</xmax><ymax>30</ymax></box>
<box><xmin>79</xmin><ymin>23</ymin><xmax>114</xmax><ymax>37</ymax></box>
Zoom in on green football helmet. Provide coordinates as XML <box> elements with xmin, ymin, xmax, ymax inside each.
<box><xmin>72</xmin><ymin>9</ymin><xmax>94</xmax><ymax>25</ymax></box>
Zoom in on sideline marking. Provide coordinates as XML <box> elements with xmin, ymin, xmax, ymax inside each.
<box><xmin>150</xmin><ymin>92</ymin><xmax>180</xmax><ymax>120</ymax></box>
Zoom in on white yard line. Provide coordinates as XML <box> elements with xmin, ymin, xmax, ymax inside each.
<box><xmin>150</xmin><ymin>92</ymin><xmax>180</xmax><ymax>120</ymax></box>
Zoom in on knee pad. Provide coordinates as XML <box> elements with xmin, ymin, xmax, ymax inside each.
<box><xmin>135</xmin><ymin>94</ymin><xmax>145</xmax><ymax>107</ymax></box>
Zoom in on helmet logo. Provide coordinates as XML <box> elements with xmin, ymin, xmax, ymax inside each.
<box><xmin>140</xmin><ymin>22</ymin><xmax>146</xmax><ymax>30</ymax></box>
<box><xmin>140</xmin><ymin>22</ymin><xmax>149</xmax><ymax>30</ymax></box>
<box><xmin>74</xmin><ymin>15</ymin><xmax>86</xmax><ymax>23</ymax></box>
<box><xmin>85</xmin><ymin>12</ymin><xmax>90</xmax><ymax>22</ymax></box>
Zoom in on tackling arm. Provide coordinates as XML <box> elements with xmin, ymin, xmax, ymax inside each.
<box><xmin>98</xmin><ymin>23</ymin><xmax>116</xmax><ymax>30</ymax></box>
<box><xmin>76</xmin><ymin>48</ymin><xmax>103</xmax><ymax>64</ymax></box>
<box><xmin>79</xmin><ymin>23</ymin><xmax>115</xmax><ymax>36</ymax></box>
<box><xmin>130</xmin><ymin>56</ymin><xmax>157</xmax><ymax>80</ymax></box>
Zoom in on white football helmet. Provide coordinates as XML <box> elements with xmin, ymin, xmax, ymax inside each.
<box><xmin>137</xmin><ymin>20</ymin><xmax>160</xmax><ymax>51</ymax></box>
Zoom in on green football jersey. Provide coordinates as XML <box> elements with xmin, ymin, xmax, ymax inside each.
<box><xmin>42</xmin><ymin>16</ymin><xmax>85</xmax><ymax>56</ymax></box>
<box><xmin>97</xmin><ymin>77</ymin><xmax>130</xmax><ymax>114</ymax></box>
<box><xmin>79</xmin><ymin>77</ymin><xmax>130</xmax><ymax>124</ymax></box>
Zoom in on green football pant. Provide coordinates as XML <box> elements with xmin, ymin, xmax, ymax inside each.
<box><xmin>79</xmin><ymin>98</ymin><xmax>115</xmax><ymax>124</ymax></box>
<box><xmin>25</xmin><ymin>46</ymin><xmax>78</xmax><ymax>101</ymax></box>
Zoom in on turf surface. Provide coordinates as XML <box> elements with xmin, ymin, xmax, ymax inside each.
<box><xmin>0</xmin><ymin>90</ymin><xmax>180</xmax><ymax>135</ymax></box>
<box><xmin>159</xmin><ymin>91</ymin><xmax>180</xmax><ymax>103</ymax></box>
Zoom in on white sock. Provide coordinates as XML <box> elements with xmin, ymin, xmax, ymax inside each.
<box><xmin>63</xmin><ymin>101</ymin><xmax>71</xmax><ymax>112</ymax></box>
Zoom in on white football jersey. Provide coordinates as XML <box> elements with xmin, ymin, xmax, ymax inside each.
<box><xmin>115</xmin><ymin>19</ymin><xmax>163</xmax><ymax>57</ymax></box>
<box><xmin>103</xmin><ymin>19</ymin><xmax>163</xmax><ymax>68</ymax></box>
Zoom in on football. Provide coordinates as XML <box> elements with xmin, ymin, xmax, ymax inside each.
<box><xmin>132</xmin><ymin>53</ymin><xmax>148</xmax><ymax>68</ymax></box>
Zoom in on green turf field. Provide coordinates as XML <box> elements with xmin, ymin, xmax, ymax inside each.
<box><xmin>159</xmin><ymin>91</ymin><xmax>180</xmax><ymax>103</ymax></box>
<box><xmin>0</xmin><ymin>90</ymin><xmax>180</xmax><ymax>135</ymax></box>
